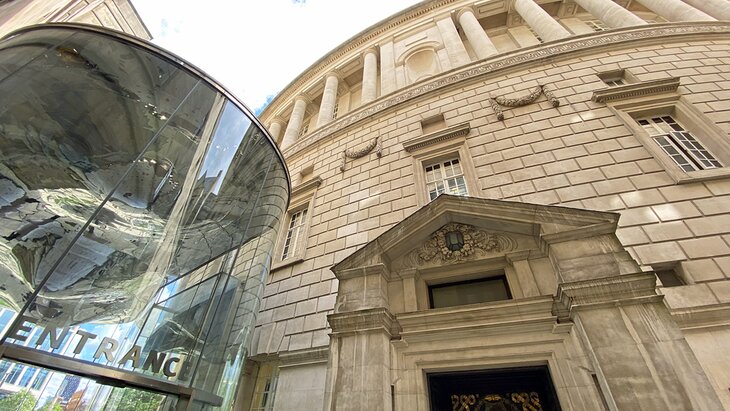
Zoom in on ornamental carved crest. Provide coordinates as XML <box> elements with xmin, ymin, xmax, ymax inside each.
<box><xmin>415</xmin><ymin>223</ymin><xmax>516</xmax><ymax>264</ymax></box>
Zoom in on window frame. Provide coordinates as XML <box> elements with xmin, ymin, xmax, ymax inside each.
<box><xmin>404</xmin><ymin>122</ymin><xmax>479</xmax><ymax>206</ymax></box>
<box><xmin>272</xmin><ymin>177</ymin><xmax>321</xmax><ymax>270</ymax></box>
<box><xmin>428</xmin><ymin>274</ymin><xmax>512</xmax><ymax>309</ymax></box>
<box><xmin>609</xmin><ymin>93</ymin><xmax>730</xmax><ymax>183</ymax></box>
<box><xmin>424</xmin><ymin>157</ymin><xmax>469</xmax><ymax>201</ymax></box>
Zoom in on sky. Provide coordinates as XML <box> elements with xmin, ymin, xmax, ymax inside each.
<box><xmin>133</xmin><ymin>0</ymin><xmax>422</xmax><ymax>115</ymax></box>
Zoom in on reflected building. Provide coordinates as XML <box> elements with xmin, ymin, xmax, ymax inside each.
<box><xmin>0</xmin><ymin>18</ymin><xmax>289</xmax><ymax>411</ymax></box>
<box><xmin>252</xmin><ymin>1</ymin><xmax>730</xmax><ymax>410</ymax></box>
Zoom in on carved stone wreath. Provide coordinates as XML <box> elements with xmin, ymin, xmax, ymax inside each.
<box><xmin>488</xmin><ymin>84</ymin><xmax>560</xmax><ymax>121</ymax></box>
<box><xmin>416</xmin><ymin>223</ymin><xmax>516</xmax><ymax>264</ymax></box>
<box><xmin>340</xmin><ymin>136</ymin><xmax>382</xmax><ymax>172</ymax></box>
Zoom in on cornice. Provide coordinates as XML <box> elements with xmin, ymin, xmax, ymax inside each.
<box><xmin>591</xmin><ymin>77</ymin><xmax>681</xmax><ymax>103</ymax></box>
<box><xmin>291</xmin><ymin>176</ymin><xmax>322</xmax><ymax>197</ymax></box>
<box><xmin>328</xmin><ymin>307</ymin><xmax>400</xmax><ymax>336</ymax></box>
<box><xmin>402</xmin><ymin>122</ymin><xmax>470</xmax><ymax>152</ymax></box>
<box><xmin>280</xmin><ymin>22</ymin><xmax>730</xmax><ymax>160</ymax></box>
<box><xmin>556</xmin><ymin>272</ymin><xmax>661</xmax><ymax>315</ymax></box>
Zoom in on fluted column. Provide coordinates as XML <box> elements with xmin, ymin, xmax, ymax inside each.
<box><xmin>281</xmin><ymin>96</ymin><xmax>309</xmax><ymax>151</ymax></box>
<box><xmin>457</xmin><ymin>8</ymin><xmax>498</xmax><ymax>59</ymax></box>
<box><xmin>573</xmin><ymin>0</ymin><xmax>646</xmax><ymax>28</ymax></box>
<box><xmin>681</xmin><ymin>0</ymin><xmax>730</xmax><ymax>20</ymax></box>
<box><xmin>267</xmin><ymin>118</ymin><xmax>284</xmax><ymax>144</ymax></box>
<box><xmin>634</xmin><ymin>0</ymin><xmax>715</xmax><ymax>21</ymax></box>
<box><xmin>361</xmin><ymin>48</ymin><xmax>378</xmax><ymax>104</ymax></box>
<box><xmin>317</xmin><ymin>72</ymin><xmax>339</xmax><ymax>127</ymax></box>
<box><xmin>514</xmin><ymin>0</ymin><xmax>571</xmax><ymax>42</ymax></box>
<box><xmin>435</xmin><ymin>15</ymin><xmax>471</xmax><ymax>67</ymax></box>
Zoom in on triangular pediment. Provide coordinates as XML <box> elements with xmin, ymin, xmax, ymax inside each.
<box><xmin>332</xmin><ymin>195</ymin><xmax>619</xmax><ymax>275</ymax></box>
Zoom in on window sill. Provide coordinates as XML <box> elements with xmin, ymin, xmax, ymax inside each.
<box><xmin>271</xmin><ymin>257</ymin><xmax>305</xmax><ymax>271</ymax></box>
<box><xmin>673</xmin><ymin>167</ymin><xmax>730</xmax><ymax>184</ymax></box>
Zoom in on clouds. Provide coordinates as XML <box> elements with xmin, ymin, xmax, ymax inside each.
<box><xmin>134</xmin><ymin>0</ymin><xmax>418</xmax><ymax>113</ymax></box>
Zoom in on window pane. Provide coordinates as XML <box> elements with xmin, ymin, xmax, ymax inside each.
<box><xmin>430</xmin><ymin>277</ymin><xmax>510</xmax><ymax>309</ymax></box>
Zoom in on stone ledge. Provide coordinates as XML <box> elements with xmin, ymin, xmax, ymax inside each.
<box><xmin>556</xmin><ymin>272</ymin><xmax>660</xmax><ymax>314</ymax></box>
<box><xmin>671</xmin><ymin>303</ymin><xmax>730</xmax><ymax>331</ymax></box>
<box><xmin>402</xmin><ymin>122</ymin><xmax>470</xmax><ymax>152</ymax></box>
<box><xmin>291</xmin><ymin>176</ymin><xmax>322</xmax><ymax>197</ymax></box>
<box><xmin>591</xmin><ymin>77</ymin><xmax>680</xmax><ymax>103</ymax></box>
<box><xmin>278</xmin><ymin>347</ymin><xmax>329</xmax><ymax>368</ymax></box>
<box><xmin>328</xmin><ymin>307</ymin><xmax>400</xmax><ymax>336</ymax></box>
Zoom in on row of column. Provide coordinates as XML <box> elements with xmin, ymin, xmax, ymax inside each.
<box><xmin>271</xmin><ymin>0</ymin><xmax>724</xmax><ymax>150</ymax></box>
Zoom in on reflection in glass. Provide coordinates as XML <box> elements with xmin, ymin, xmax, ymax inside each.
<box><xmin>0</xmin><ymin>25</ymin><xmax>289</xmax><ymax>409</ymax></box>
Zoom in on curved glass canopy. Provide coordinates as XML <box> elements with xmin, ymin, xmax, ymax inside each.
<box><xmin>0</xmin><ymin>24</ymin><xmax>289</xmax><ymax>410</ymax></box>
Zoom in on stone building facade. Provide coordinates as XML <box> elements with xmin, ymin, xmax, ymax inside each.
<box><xmin>0</xmin><ymin>0</ymin><xmax>151</xmax><ymax>39</ymax></box>
<box><xmin>251</xmin><ymin>0</ymin><xmax>730</xmax><ymax>410</ymax></box>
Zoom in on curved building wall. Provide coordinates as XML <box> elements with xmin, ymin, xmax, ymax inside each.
<box><xmin>254</xmin><ymin>1</ymin><xmax>730</xmax><ymax>410</ymax></box>
<box><xmin>0</xmin><ymin>25</ymin><xmax>289</xmax><ymax>410</ymax></box>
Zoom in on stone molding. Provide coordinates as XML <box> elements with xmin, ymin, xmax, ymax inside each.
<box><xmin>396</xmin><ymin>296</ymin><xmax>556</xmax><ymax>340</ymax></box>
<box><xmin>402</xmin><ymin>122</ymin><xmax>470</xmax><ymax>152</ymax></box>
<box><xmin>489</xmin><ymin>84</ymin><xmax>560</xmax><ymax>121</ymax></box>
<box><xmin>556</xmin><ymin>272</ymin><xmax>661</xmax><ymax>315</ymax></box>
<box><xmin>280</xmin><ymin>23</ymin><xmax>730</xmax><ymax>158</ymax></box>
<box><xmin>328</xmin><ymin>307</ymin><xmax>400</xmax><ymax>336</ymax></box>
<box><xmin>278</xmin><ymin>347</ymin><xmax>329</xmax><ymax>369</ymax></box>
<box><xmin>591</xmin><ymin>77</ymin><xmax>681</xmax><ymax>103</ymax></box>
<box><xmin>670</xmin><ymin>303</ymin><xmax>730</xmax><ymax>331</ymax></box>
<box><xmin>291</xmin><ymin>176</ymin><xmax>322</xmax><ymax>197</ymax></box>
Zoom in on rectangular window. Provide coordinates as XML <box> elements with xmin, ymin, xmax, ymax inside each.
<box><xmin>604</xmin><ymin>78</ymin><xmax>624</xmax><ymax>87</ymax></box>
<box><xmin>250</xmin><ymin>364</ymin><xmax>278</xmax><ymax>411</ymax></box>
<box><xmin>586</xmin><ymin>20</ymin><xmax>607</xmax><ymax>32</ymax></box>
<box><xmin>5</xmin><ymin>364</ymin><xmax>23</xmax><ymax>384</ymax></box>
<box><xmin>19</xmin><ymin>367</ymin><xmax>36</xmax><ymax>387</ymax></box>
<box><xmin>527</xmin><ymin>26</ymin><xmax>543</xmax><ymax>43</ymax></box>
<box><xmin>282</xmin><ymin>208</ymin><xmax>307</xmax><ymax>260</ymax></box>
<box><xmin>31</xmin><ymin>368</ymin><xmax>49</xmax><ymax>390</ymax></box>
<box><xmin>425</xmin><ymin>158</ymin><xmax>468</xmax><ymax>201</ymax></box>
<box><xmin>429</xmin><ymin>276</ymin><xmax>511</xmax><ymax>309</ymax></box>
<box><xmin>332</xmin><ymin>102</ymin><xmax>339</xmax><ymax>120</ymax></box>
<box><xmin>637</xmin><ymin>116</ymin><xmax>722</xmax><ymax>171</ymax></box>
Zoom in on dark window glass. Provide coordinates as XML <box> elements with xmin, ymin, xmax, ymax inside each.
<box><xmin>429</xmin><ymin>276</ymin><xmax>510</xmax><ymax>309</ymax></box>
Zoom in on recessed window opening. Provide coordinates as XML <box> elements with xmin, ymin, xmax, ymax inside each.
<box><xmin>425</xmin><ymin>158</ymin><xmax>468</xmax><ymax>201</ymax></box>
<box><xmin>637</xmin><ymin>116</ymin><xmax>722</xmax><ymax>171</ymax></box>
<box><xmin>429</xmin><ymin>275</ymin><xmax>511</xmax><ymax>309</ymax></box>
<box><xmin>282</xmin><ymin>208</ymin><xmax>307</xmax><ymax>260</ymax></box>
<box><xmin>603</xmin><ymin>78</ymin><xmax>624</xmax><ymax>87</ymax></box>
<box><xmin>655</xmin><ymin>269</ymin><xmax>685</xmax><ymax>287</ymax></box>
<box><xmin>527</xmin><ymin>26</ymin><xmax>543</xmax><ymax>43</ymax></box>
<box><xmin>586</xmin><ymin>20</ymin><xmax>607</xmax><ymax>32</ymax></box>
<box><xmin>332</xmin><ymin>102</ymin><xmax>339</xmax><ymax>120</ymax></box>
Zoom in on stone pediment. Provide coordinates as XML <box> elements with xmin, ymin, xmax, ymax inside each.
<box><xmin>331</xmin><ymin>195</ymin><xmax>619</xmax><ymax>278</ymax></box>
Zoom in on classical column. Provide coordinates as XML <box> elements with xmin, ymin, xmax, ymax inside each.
<box><xmin>280</xmin><ymin>96</ymin><xmax>309</xmax><ymax>151</ymax></box>
<box><xmin>457</xmin><ymin>7</ymin><xmax>498</xmax><ymax>59</ymax></box>
<box><xmin>267</xmin><ymin>118</ymin><xmax>284</xmax><ymax>144</ymax></box>
<box><xmin>361</xmin><ymin>48</ymin><xmax>378</xmax><ymax>104</ymax></box>
<box><xmin>634</xmin><ymin>0</ymin><xmax>715</xmax><ymax>21</ymax></box>
<box><xmin>683</xmin><ymin>0</ymin><xmax>730</xmax><ymax>20</ymax></box>
<box><xmin>435</xmin><ymin>15</ymin><xmax>471</xmax><ymax>67</ymax></box>
<box><xmin>514</xmin><ymin>0</ymin><xmax>571</xmax><ymax>42</ymax></box>
<box><xmin>379</xmin><ymin>40</ymin><xmax>397</xmax><ymax>96</ymax></box>
<box><xmin>316</xmin><ymin>72</ymin><xmax>340</xmax><ymax>127</ymax></box>
<box><xmin>572</xmin><ymin>0</ymin><xmax>646</xmax><ymax>28</ymax></box>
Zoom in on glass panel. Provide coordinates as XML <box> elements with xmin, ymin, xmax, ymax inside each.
<box><xmin>430</xmin><ymin>276</ymin><xmax>510</xmax><ymax>309</ymax></box>
<box><xmin>0</xmin><ymin>27</ymin><xmax>289</xmax><ymax>409</ymax></box>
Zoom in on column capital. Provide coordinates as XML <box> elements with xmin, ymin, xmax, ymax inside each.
<box><xmin>456</xmin><ymin>6</ymin><xmax>476</xmax><ymax>21</ymax></box>
<box><xmin>292</xmin><ymin>93</ymin><xmax>312</xmax><ymax>106</ymax></box>
<box><xmin>323</xmin><ymin>70</ymin><xmax>342</xmax><ymax>82</ymax></box>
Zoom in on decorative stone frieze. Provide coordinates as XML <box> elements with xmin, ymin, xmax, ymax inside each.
<box><xmin>281</xmin><ymin>23</ymin><xmax>730</xmax><ymax>158</ymax></box>
<box><xmin>414</xmin><ymin>223</ymin><xmax>517</xmax><ymax>263</ymax></box>
<box><xmin>339</xmin><ymin>136</ymin><xmax>381</xmax><ymax>172</ymax></box>
<box><xmin>489</xmin><ymin>84</ymin><xmax>560</xmax><ymax>121</ymax></box>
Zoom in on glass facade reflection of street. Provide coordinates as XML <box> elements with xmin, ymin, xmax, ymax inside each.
<box><xmin>0</xmin><ymin>24</ymin><xmax>289</xmax><ymax>409</ymax></box>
